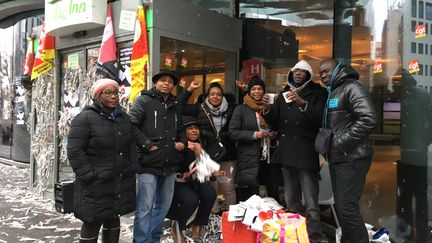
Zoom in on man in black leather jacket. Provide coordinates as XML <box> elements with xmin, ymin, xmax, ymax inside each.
<box><xmin>318</xmin><ymin>59</ymin><xmax>377</xmax><ymax>243</ymax></box>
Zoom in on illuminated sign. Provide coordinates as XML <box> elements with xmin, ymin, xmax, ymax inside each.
<box><xmin>45</xmin><ymin>0</ymin><xmax>107</xmax><ymax>36</ymax></box>
<box><xmin>242</xmin><ymin>59</ymin><xmax>264</xmax><ymax>84</ymax></box>
<box><xmin>181</xmin><ymin>57</ymin><xmax>188</xmax><ymax>68</ymax></box>
<box><xmin>408</xmin><ymin>60</ymin><xmax>419</xmax><ymax>73</ymax></box>
<box><xmin>164</xmin><ymin>56</ymin><xmax>172</xmax><ymax>67</ymax></box>
<box><xmin>373</xmin><ymin>61</ymin><xmax>383</xmax><ymax>74</ymax></box>
<box><xmin>415</xmin><ymin>24</ymin><xmax>426</xmax><ymax>39</ymax></box>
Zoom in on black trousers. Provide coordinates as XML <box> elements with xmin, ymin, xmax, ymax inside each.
<box><xmin>330</xmin><ymin>157</ymin><xmax>371</xmax><ymax>243</ymax></box>
<box><xmin>259</xmin><ymin>161</ymin><xmax>284</xmax><ymax>204</ymax></box>
<box><xmin>167</xmin><ymin>181</ymin><xmax>216</xmax><ymax>230</ymax></box>
<box><xmin>81</xmin><ymin>217</ymin><xmax>120</xmax><ymax>239</ymax></box>
<box><xmin>281</xmin><ymin>166</ymin><xmax>324</xmax><ymax>243</ymax></box>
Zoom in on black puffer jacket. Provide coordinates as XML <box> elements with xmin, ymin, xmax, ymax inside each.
<box><xmin>229</xmin><ymin>104</ymin><xmax>262</xmax><ymax>187</ymax></box>
<box><xmin>129</xmin><ymin>88</ymin><xmax>187</xmax><ymax>175</ymax></box>
<box><xmin>326</xmin><ymin>65</ymin><xmax>377</xmax><ymax>163</ymax></box>
<box><xmin>67</xmin><ymin>102</ymin><xmax>136</xmax><ymax>223</ymax></box>
<box><xmin>178</xmin><ymin>90</ymin><xmax>236</xmax><ymax>162</ymax></box>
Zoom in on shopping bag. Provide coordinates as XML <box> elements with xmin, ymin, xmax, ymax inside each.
<box><xmin>189</xmin><ymin>150</ymin><xmax>220</xmax><ymax>183</ymax></box>
<box><xmin>222</xmin><ymin>212</ymin><xmax>257</xmax><ymax>243</ymax></box>
<box><xmin>259</xmin><ymin>213</ymin><xmax>309</xmax><ymax>243</ymax></box>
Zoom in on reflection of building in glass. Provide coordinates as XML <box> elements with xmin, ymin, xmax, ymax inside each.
<box><xmin>401</xmin><ymin>0</ymin><xmax>432</xmax><ymax>92</ymax></box>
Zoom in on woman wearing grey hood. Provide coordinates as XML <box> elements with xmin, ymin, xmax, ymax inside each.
<box><xmin>263</xmin><ymin>60</ymin><xmax>328</xmax><ymax>243</ymax></box>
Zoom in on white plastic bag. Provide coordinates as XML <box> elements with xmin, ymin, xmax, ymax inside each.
<box><xmin>189</xmin><ymin>150</ymin><xmax>220</xmax><ymax>183</ymax></box>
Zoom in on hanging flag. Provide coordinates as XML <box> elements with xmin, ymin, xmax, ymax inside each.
<box><xmin>96</xmin><ymin>3</ymin><xmax>118</xmax><ymax>81</ymax></box>
<box><xmin>129</xmin><ymin>1</ymin><xmax>149</xmax><ymax>103</ymax></box>
<box><xmin>31</xmin><ymin>23</ymin><xmax>55</xmax><ymax>80</ymax></box>
<box><xmin>23</xmin><ymin>35</ymin><xmax>35</xmax><ymax>77</ymax></box>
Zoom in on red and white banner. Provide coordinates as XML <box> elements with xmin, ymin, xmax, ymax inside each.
<box><xmin>31</xmin><ymin>22</ymin><xmax>55</xmax><ymax>80</ymax></box>
<box><xmin>96</xmin><ymin>3</ymin><xmax>118</xmax><ymax>81</ymax></box>
<box><xmin>23</xmin><ymin>36</ymin><xmax>35</xmax><ymax>77</ymax></box>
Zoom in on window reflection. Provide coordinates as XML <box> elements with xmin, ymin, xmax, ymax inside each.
<box><xmin>159</xmin><ymin>36</ymin><xmax>233</xmax><ymax>103</ymax></box>
<box><xmin>240</xmin><ymin>0</ymin><xmax>432</xmax><ymax>241</ymax></box>
<box><xmin>239</xmin><ymin>0</ymin><xmax>334</xmax><ymax>92</ymax></box>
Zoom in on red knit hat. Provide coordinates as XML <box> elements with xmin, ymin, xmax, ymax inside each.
<box><xmin>91</xmin><ymin>78</ymin><xmax>119</xmax><ymax>99</ymax></box>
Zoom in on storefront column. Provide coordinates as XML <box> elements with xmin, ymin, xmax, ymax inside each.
<box><xmin>333</xmin><ymin>0</ymin><xmax>354</xmax><ymax>64</ymax></box>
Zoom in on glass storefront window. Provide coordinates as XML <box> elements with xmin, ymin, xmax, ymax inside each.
<box><xmin>159</xmin><ymin>36</ymin><xmax>231</xmax><ymax>103</ymax></box>
<box><xmin>333</xmin><ymin>0</ymin><xmax>432</xmax><ymax>241</ymax></box>
<box><xmin>182</xmin><ymin>0</ymin><xmax>232</xmax><ymax>16</ymax></box>
<box><xmin>239</xmin><ymin>0</ymin><xmax>334</xmax><ymax>93</ymax></box>
<box><xmin>240</xmin><ymin>0</ymin><xmax>432</xmax><ymax>241</ymax></box>
<box><xmin>0</xmin><ymin>27</ymin><xmax>14</xmax><ymax>159</ymax></box>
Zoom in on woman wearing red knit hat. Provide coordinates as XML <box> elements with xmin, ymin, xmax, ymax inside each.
<box><xmin>67</xmin><ymin>78</ymin><xmax>136</xmax><ymax>243</ymax></box>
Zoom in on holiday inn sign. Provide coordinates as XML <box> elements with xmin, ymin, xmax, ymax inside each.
<box><xmin>45</xmin><ymin>0</ymin><xmax>106</xmax><ymax>36</ymax></box>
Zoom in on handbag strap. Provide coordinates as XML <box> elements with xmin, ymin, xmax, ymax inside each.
<box><xmin>323</xmin><ymin>62</ymin><xmax>342</xmax><ymax>128</ymax></box>
<box><xmin>200</xmin><ymin>103</ymin><xmax>220</xmax><ymax>139</ymax></box>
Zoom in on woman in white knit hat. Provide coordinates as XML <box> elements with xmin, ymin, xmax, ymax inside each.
<box><xmin>67</xmin><ymin>78</ymin><xmax>136</xmax><ymax>243</ymax></box>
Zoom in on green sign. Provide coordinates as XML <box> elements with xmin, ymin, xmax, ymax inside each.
<box><xmin>67</xmin><ymin>53</ymin><xmax>79</xmax><ymax>69</ymax></box>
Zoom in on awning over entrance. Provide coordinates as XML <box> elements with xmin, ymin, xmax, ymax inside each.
<box><xmin>0</xmin><ymin>0</ymin><xmax>44</xmax><ymax>28</ymax></box>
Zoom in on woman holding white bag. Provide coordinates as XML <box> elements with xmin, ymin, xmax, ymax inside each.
<box><xmin>167</xmin><ymin>116</ymin><xmax>225</xmax><ymax>243</ymax></box>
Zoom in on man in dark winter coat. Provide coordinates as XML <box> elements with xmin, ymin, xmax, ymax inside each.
<box><xmin>263</xmin><ymin>60</ymin><xmax>328</xmax><ymax>243</ymax></box>
<box><xmin>318</xmin><ymin>58</ymin><xmax>377</xmax><ymax>243</ymax></box>
<box><xmin>397</xmin><ymin>69</ymin><xmax>432</xmax><ymax>242</ymax></box>
<box><xmin>130</xmin><ymin>71</ymin><xmax>187</xmax><ymax>243</ymax></box>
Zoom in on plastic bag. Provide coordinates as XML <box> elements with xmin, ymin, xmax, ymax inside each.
<box><xmin>189</xmin><ymin>150</ymin><xmax>220</xmax><ymax>183</ymax></box>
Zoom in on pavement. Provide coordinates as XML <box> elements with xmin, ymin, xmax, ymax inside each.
<box><xmin>0</xmin><ymin>160</ymin><xmax>338</xmax><ymax>243</ymax></box>
<box><xmin>0</xmin><ymin>161</ymin><xmax>134</xmax><ymax>243</ymax></box>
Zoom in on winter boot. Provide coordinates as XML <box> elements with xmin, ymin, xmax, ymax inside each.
<box><xmin>191</xmin><ymin>225</ymin><xmax>203</xmax><ymax>243</ymax></box>
<box><xmin>102</xmin><ymin>227</ymin><xmax>120</xmax><ymax>243</ymax></box>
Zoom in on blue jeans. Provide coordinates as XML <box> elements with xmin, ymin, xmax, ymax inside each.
<box><xmin>133</xmin><ymin>173</ymin><xmax>176</xmax><ymax>243</ymax></box>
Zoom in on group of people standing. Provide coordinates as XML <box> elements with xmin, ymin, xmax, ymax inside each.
<box><xmin>67</xmin><ymin>58</ymin><xmax>377</xmax><ymax>243</ymax></box>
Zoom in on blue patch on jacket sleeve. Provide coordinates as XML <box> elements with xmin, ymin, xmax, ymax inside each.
<box><xmin>328</xmin><ymin>98</ymin><xmax>339</xmax><ymax>108</ymax></box>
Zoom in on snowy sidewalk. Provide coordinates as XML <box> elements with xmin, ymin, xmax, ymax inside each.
<box><xmin>0</xmin><ymin>162</ymin><xmax>133</xmax><ymax>243</ymax></box>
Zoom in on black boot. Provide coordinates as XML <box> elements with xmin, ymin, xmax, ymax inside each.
<box><xmin>79</xmin><ymin>237</ymin><xmax>98</xmax><ymax>243</ymax></box>
<box><xmin>102</xmin><ymin>228</ymin><xmax>120</xmax><ymax>243</ymax></box>
<box><xmin>238</xmin><ymin>186</ymin><xmax>259</xmax><ymax>202</ymax></box>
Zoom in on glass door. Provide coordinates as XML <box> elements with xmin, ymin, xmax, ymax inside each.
<box><xmin>159</xmin><ymin>37</ymin><xmax>235</xmax><ymax>103</ymax></box>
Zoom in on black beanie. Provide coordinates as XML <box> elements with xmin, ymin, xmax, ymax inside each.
<box><xmin>247</xmin><ymin>76</ymin><xmax>266</xmax><ymax>94</ymax></box>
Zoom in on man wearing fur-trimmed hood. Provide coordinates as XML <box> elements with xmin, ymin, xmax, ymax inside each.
<box><xmin>263</xmin><ymin>60</ymin><xmax>328</xmax><ymax>243</ymax></box>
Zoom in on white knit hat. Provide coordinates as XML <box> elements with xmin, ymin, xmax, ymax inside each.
<box><xmin>91</xmin><ymin>78</ymin><xmax>119</xmax><ymax>99</ymax></box>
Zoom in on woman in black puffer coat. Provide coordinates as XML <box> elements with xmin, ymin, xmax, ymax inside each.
<box><xmin>67</xmin><ymin>79</ymin><xmax>136</xmax><ymax>243</ymax></box>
